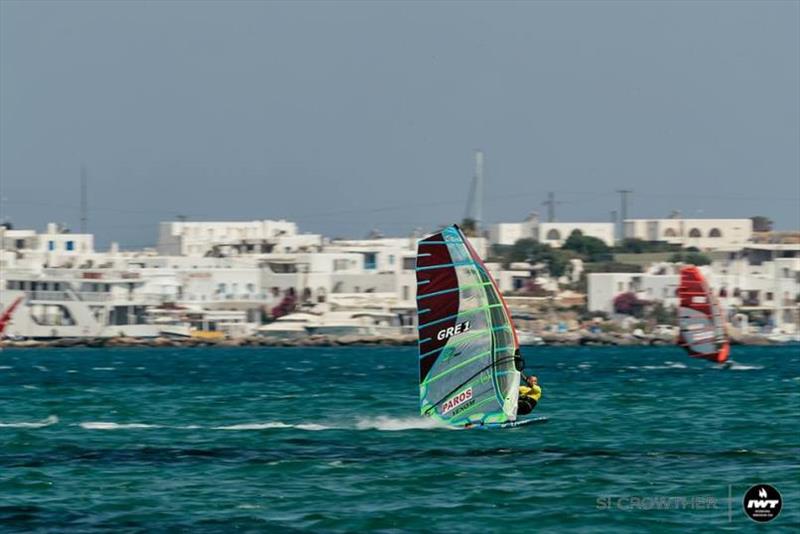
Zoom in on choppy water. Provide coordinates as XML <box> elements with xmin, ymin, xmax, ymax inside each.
<box><xmin>0</xmin><ymin>345</ymin><xmax>798</xmax><ymax>532</ymax></box>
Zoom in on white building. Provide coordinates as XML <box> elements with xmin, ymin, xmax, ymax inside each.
<box><xmin>624</xmin><ymin>218</ymin><xmax>752</xmax><ymax>250</ymax></box>
<box><xmin>1</xmin><ymin>222</ymin><xmax>94</xmax><ymax>256</ymax></box>
<box><xmin>587</xmin><ymin>266</ymin><xmax>681</xmax><ymax>314</ymax></box>
<box><xmin>539</xmin><ymin>222</ymin><xmax>615</xmax><ymax>248</ymax></box>
<box><xmin>156</xmin><ymin>219</ymin><xmax>322</xmax><ymax>256</ymax></box>
<box><xmin>488</xmin><ymin>216</ymin><xmax>537</xmax><ymax>246</ymax></box>
<box><xmin>588</xmin><ymin>244</ymin><xmax>800</xmax><ymax>333</ymax></box>
<box><xmin>488</xmin><ymin>215</ymin><xmax>615</xmax><ymax>248</ymax></box>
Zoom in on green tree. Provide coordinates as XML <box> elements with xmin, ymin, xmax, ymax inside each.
<box><xmin>505</xmin><ymin>238</ymin><xmax>570</xmax><ymax>277</ymax></box>
<box><xmin>562</xmin><ymin>230</ymin><xmax>613</xmax><ymax>262</ymax></box>
<box><xmin>669</xmin><ymin>251</ymin><xmax>711</xmax><ymax>266</ymax></box>
<box><xmin>614</xmin><ymin>238</ymin><xmax>677</xmax><ymax>253</ymax></box>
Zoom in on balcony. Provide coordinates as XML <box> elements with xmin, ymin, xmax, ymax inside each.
<box><xmin>25</xmin><ymin>290</ymin><xmax>73</xmax><ymax>302</ymax></box>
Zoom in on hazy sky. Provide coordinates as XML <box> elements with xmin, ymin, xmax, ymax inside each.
<box><xmin>1</xmin><ymin>0</ymin><xmax>798</xmax><ymax>248</ymax></box>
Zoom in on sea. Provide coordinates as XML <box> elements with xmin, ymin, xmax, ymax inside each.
<box><xmin>0</xmin><ymin>345</ymin><xmax>797</xmax><ymax>532</ymax></box>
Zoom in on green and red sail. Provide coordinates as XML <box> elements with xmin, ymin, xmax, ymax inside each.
<box><xmin>416</xmin><ymin>225</ymin><xmax>521</xmax><ymax>426</ymax></box>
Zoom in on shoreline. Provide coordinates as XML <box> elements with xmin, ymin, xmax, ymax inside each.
<box><xmin>0</xmin><ymin>333</ymin><xmax>781</xmax><ymax>349</ymax></box>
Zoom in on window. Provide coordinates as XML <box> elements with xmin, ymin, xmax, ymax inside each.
<box><xmin>664</xmin><ymin>228</ymin><xmax>677</xmax><ymax>237</ymax></box>
<box><xmin>546</xmin><ymin>229</ymin><xmax>561</xmax><ymax>241</ymax></box>
<box><xmin>402</xmin><ymin>285</ymin><xmax>410</xmax><ymax>301</ymax></box>
<box><xmin>402</xmin><ymin>257</ymin><xmax>416</xmax><ymax>270</ymax></box>
<box><xmin>364</xmin><ymin>253</ymin><xmax>377</xmax><ymax>270</ymax></box>
<box><xmin>48</xmin><ymin>240</ymin><xmax>55</xmax><ymax>251</ymax></box>
<box><xmin>688</xmin><ymin>228</ymin><xmax>702</xmax><ymax>238</ymax></box>
<box><xmin>765</xmin><ymin>292</ymin><xmax>773</xmax><ymax>301</ymax></box>
<box><xmin>708</xmin><ymin>228</ymin><xmax>722</xmax><ymax>238</ymax></box>
<box><xmin>388</xmin><ymin>255</ymin><xmax>395</xmax><ymax>265</ymax></box>
<box><xmin>66</xmin><ymin>240</ymin><xmax>75</xmax><ymax>251</ymax></box>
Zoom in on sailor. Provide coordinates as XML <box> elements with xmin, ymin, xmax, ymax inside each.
<box><xmin>517</xmin><ymin>375</ymin><xmax>541</xmax><ymax>416</ymax></box>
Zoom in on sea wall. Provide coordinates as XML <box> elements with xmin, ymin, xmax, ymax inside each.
<box><xmin>0</xmin><ymin>333</ymin><xmax>777</xmax><ymax>349</ymax></box>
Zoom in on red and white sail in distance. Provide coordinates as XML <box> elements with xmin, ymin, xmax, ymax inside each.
<box><xmin>676</xmin><ymin>266</ymin><xmax>729</xmax><ymax>363</ymax></box>
<box><xmin>0</xmin><ymin>296</ymin><xmax>23</xmax><ymax>336</ymax></box>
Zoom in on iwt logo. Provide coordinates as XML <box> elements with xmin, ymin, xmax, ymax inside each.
<box><xmin>743</xmin><ymin>484</ymin><xmax>782</xmax><ymax>523</ymax></box>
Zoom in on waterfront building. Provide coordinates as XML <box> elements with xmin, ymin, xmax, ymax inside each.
<box><xmin>538</xmin><ymin>222</ymin><xmax>615</xmax><ymax>247</ymax></box>
<box><xmin>624</xmin><ymin>218</ymin><xmax>753</xmax><ymax>250</ymax></box>
<box><xmin>587</xmin><ymin>244</ymin><xmax>800</xmax><ymax>333</ymax></box>
<box><xmin>156</xmin><ymin>220</ymin><xmax>323</xmax><ymax>256</ymax></box>
<box><xmin>488</xmin><ymin>215</ymin><xmax>615</xmax><ymax>247</ymax></box>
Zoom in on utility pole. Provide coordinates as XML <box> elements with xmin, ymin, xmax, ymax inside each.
<box><xmin>542</xmin><ymin>192</ymin><xmax>556</xmax><ymax>222</ymax></box>
<box><xmin>80</xmin><ymin>165</ymin><xmax>88</xmax><ymax>233</ymax></box>
<box><xmin>616</xmin><ymin>189</ymin><xmax>632</xmax><ymax>241</ymax></box>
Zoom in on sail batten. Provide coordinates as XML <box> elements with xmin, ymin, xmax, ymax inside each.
<box><xmin>416</xmin><ymin>225</ymin><xmax>521</xmax><ymax>427</ymax></box>
<box><xmin>677</xmin><ymin>265</ymin><xmax>730</xmax><ymax>363</ymax></box>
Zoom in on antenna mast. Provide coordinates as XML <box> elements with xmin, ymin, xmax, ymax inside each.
<box><xmin>80</xmin><ymin>165</ymin><xmax>88</xmax><ymax>233</ymax></box>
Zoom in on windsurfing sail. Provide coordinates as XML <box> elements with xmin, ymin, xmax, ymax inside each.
<box><xmin>416</xmin><ymin>225</ymin><xmax>521</xmax><ymax>427</ymax></box>
<box><xmin>0</xmin><ymin>296</ymin><xmax>23</xmax><ymax>337</ymax></box>
<box><xmin>677</xmin><ymin>266</ymin><xmax>730</xmax><ymax>363</ymax></box>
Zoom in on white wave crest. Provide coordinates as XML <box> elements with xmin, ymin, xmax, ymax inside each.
<box><xmin>723</xmin><ymin>362</ymin><xmax>764</xmax><ymax>371</ymax></box>
<box><xmin>627</xmin><ymin>362</ymin><xmax>688</xmax><ymax>370</ymax></box>
<box><xmin>79</xmin><ymin>422</ymin><xmax>160</xmax><ymax>430</ymax></box>
<box><xmin>355</xmin><ymin>416</ymin><xmax>451</xmax><ymax>431</ymax></box>
<box><xmin>213</xmin><ymin>422</ymin><xmax>292</xmax><ymax>430</ymax></box>
<box><xmin>0</xmin><ymin>415</ymin><xmax>59</xmax><ymax>428</ymax></box>
<box><xmin>213</xmin><ymin>421</ymin><xmax>333</xmax><ymax>431</ymax></box>
<box><xmin>295</xmin><ymin>423</ymin><xmax>331</xmax><ymax>431</ymax></box>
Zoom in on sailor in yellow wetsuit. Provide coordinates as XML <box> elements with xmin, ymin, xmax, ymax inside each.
<box><xmin>517</xmin><ymin>375</ymin><xmax>542</xmax><ymax>416</ymax></box>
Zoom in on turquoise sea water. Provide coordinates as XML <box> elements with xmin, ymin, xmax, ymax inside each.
<box><xmin>0</xmin><ymin>345</ymin><xmax>798</xmax><ymax>532</ymax></box>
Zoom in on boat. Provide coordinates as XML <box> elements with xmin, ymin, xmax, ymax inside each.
<box><xmin>307</xmin><ymin>310</ymin><xmax>407</xmax><ymax>337</ymax></box>
<box><xmin>256</xmin><ymin>308</ymin><xmax>409</xmax><ymax>339</ymax></box>
<box><xmin>765</xmin><ymin>328</ymin><xmax>800</xmax><ymax>344</ymax></box>
<box><xmin>415</xmin><ymin>224</ymin><xmax>543</xmax><ymax>429</ymax></box>
<box><xmin>0</xmin><ymin>271</ymin><xmax>162</xmax><ymax>339</ymax></box>
<box><xmin>517</xmin><ymin>330</ymin><xmax>545</xmax><ymax>346</ymax></box>
<box><xmin>677</xmin><ymin>265</ymin><xmax>730</xmax><ymax>363</ymax></box>
<box><xmin>256</xmin><ymin>312</ymin><xmax>321</xmax><ymax>339</ymax></box>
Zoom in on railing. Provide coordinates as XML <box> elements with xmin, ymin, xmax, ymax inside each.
<box><xmin>25</xmin><ymin>290</ymin><xmax>73</xmax><ymax>302</ymax></box>
<box><xmin>76</xmin><ymin>292</ymin><xmax>111</xmax><ymax>302</ymax></box>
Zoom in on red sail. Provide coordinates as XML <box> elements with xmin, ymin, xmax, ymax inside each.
<box><xmin>0</xmin><ymin>296</ymin><xmax>23</xmax><ymax>336</ymax></box>
<box><xmin>676</xmin><ymin>266</ymin><xmax>729</xmax><ymax>363</ymax></box>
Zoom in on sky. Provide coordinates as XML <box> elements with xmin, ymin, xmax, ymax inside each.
<box><xmin>1</xmin><ymin>0</ymin><xmax>798</xmax><ymax>248</ymax></box>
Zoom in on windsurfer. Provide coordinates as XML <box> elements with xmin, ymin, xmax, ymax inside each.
<box><xmin>517</xmin><ymin>375</ymin><xmax>541</xmax><ymax>416</ymax></box>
